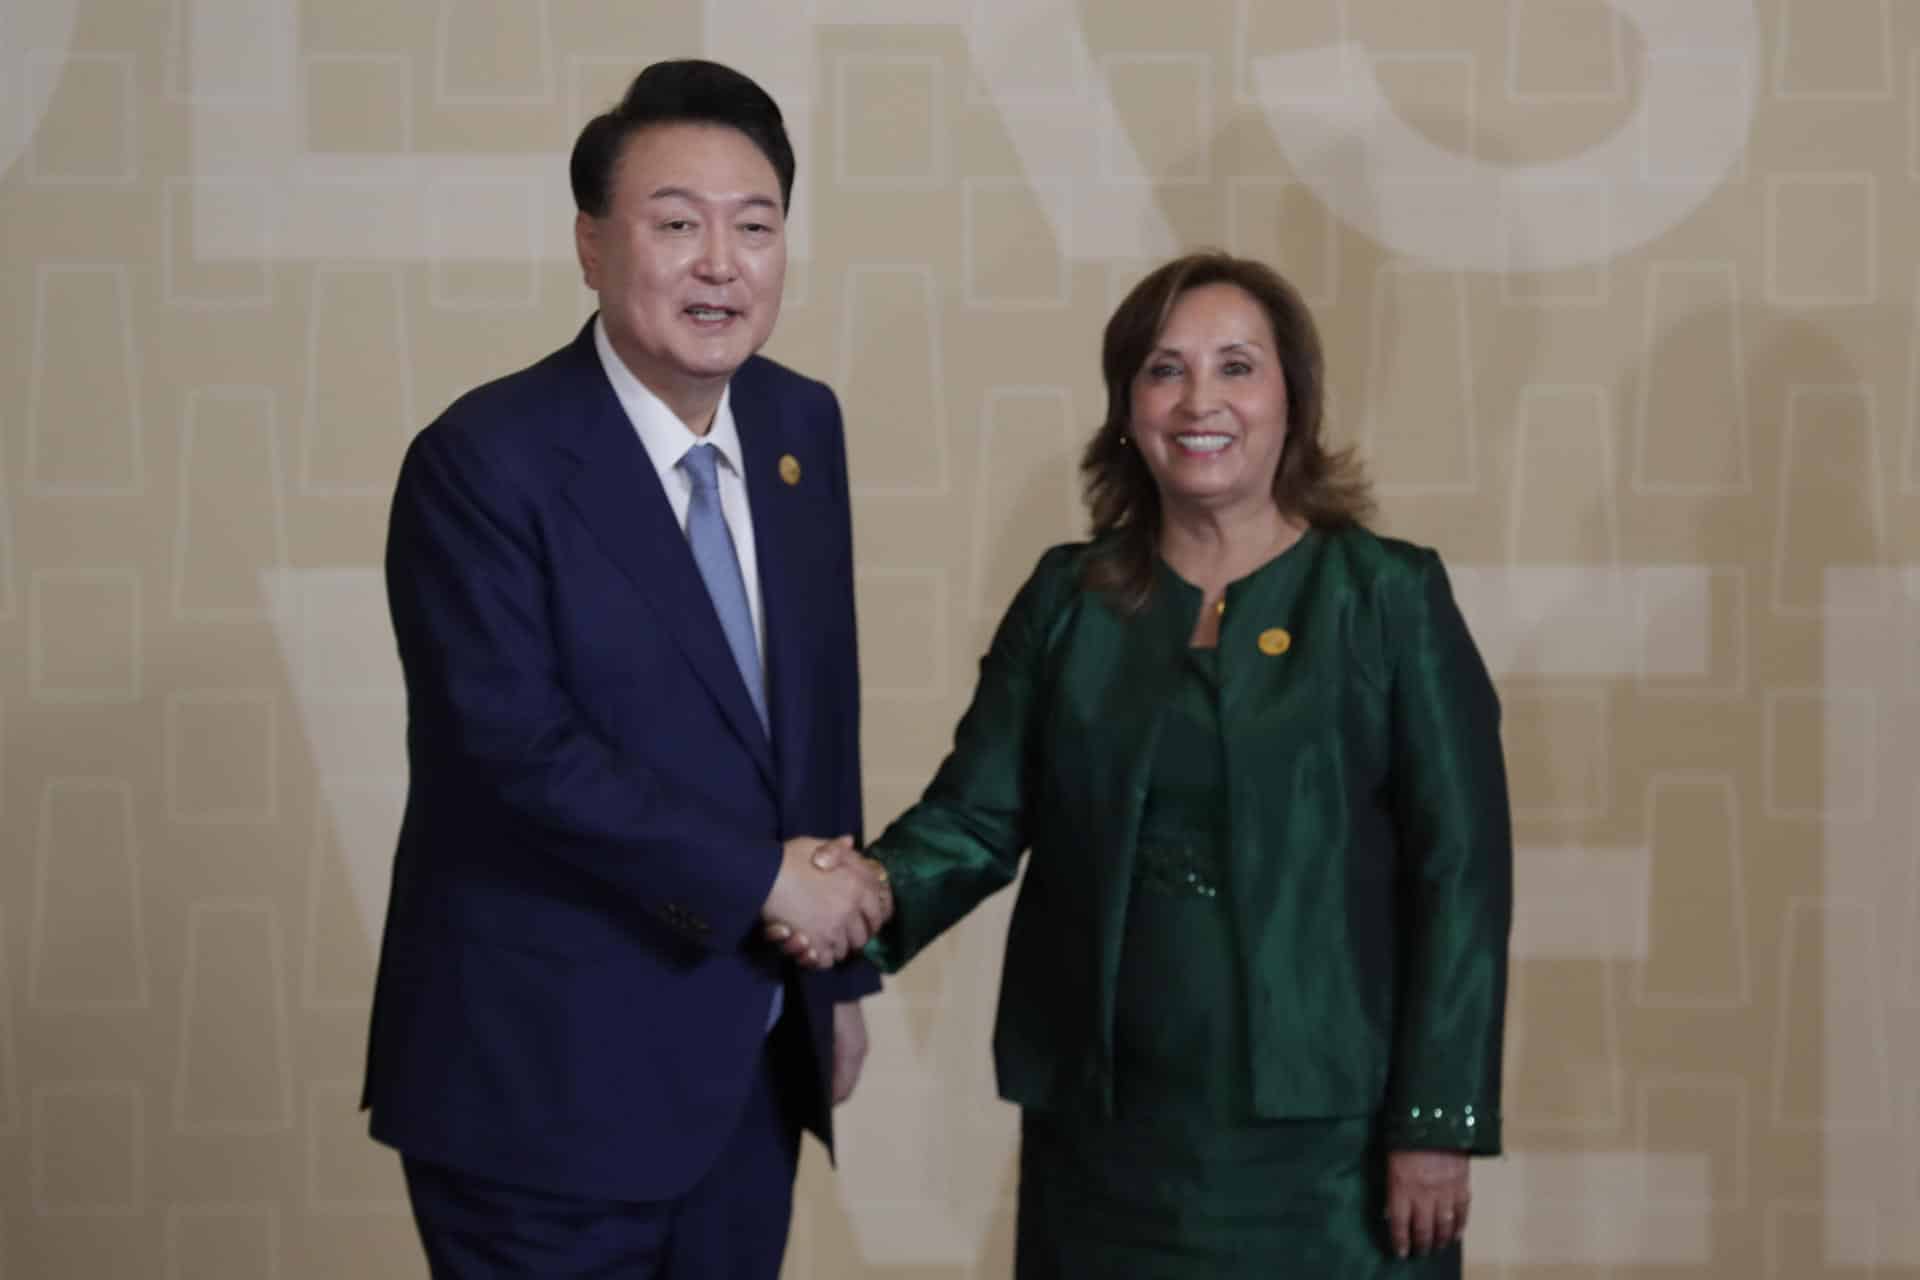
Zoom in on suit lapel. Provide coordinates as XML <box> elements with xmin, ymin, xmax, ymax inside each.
<box><xmin>1079</xmin><ymin>582</ymin><xmax>1188</xmax><ymax>1050</ymax></box>
<box><xmin>732</xmin><ymin>366</ymin><xmax>806</xmax><ymax>802</ymax></box>
<box><xmin>556</xmin><ymin>333</ymin><xmax>777</xmax><ymax>789</ymax></box>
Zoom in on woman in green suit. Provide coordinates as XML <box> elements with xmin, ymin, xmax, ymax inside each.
<box><xmin>789</xmin><ymin>251</ymin><xmax>1510</xmax><ymax>1276</ymax></box>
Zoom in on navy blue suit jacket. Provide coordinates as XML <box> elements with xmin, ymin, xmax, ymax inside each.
<box><xmin>363</xmin><ymin>320</ymin><xmax>877</xmax><ymax>1201</ymax></box>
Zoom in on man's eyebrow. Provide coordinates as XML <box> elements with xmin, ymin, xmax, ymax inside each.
<box><xmin>646</xmin><ymin>186</ymin><xmax>781</xmax><ymax>212</ymax></box>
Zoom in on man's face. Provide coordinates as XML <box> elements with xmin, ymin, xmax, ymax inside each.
<box><xmin>576</xmin><ymin>122</ymin><xmax>787</xmax><ymax>428</ymax></box>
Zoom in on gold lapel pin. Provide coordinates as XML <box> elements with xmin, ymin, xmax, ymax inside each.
<box><xmin>1258</xmin><ymin>627</ymin><xmax>1292</xmax><ymax>656</ymax></box>
<box><xmin>778</xmin><ymin>454</ymin><xmax>802</xmax><ymax>486</ymax></box>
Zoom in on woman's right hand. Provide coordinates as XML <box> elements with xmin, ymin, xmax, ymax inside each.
<box><xmin>763</xmin><ymin>840</ymin><xmax>892</xmax><ymax>968</ymax></box>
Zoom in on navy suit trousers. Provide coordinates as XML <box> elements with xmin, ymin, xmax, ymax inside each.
<box><xmin>403</xmin><ymin>1018</ymin><xmax>809</xmax><ymax>1279</ymax></box>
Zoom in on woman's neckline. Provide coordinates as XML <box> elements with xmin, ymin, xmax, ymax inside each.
<box><xmin>1157</xmin><ymin>523</ymin><xmax>1316</xmax><ymax>597</ymax></box>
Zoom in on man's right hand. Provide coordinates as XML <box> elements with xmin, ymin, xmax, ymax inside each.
<box><xmin>761</xmin><ymin>836</ymin><xmax>891</xmax><ymax>967</ymax></box>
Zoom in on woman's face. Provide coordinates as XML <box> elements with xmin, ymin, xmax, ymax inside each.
<box><xmin>1127</xmin><ymin>282</ymin><xmax>1290</xmax><ymax>520</ymax></box>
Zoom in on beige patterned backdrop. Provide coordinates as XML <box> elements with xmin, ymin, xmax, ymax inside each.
<box><xmin>2</xmin><ymin>0</ymin><xmax>1918</xmax><ymax>1275</ymax></box>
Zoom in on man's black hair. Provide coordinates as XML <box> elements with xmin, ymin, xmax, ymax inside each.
<box><xmin>569</xmin><ymin>59</ymin><xmax>795</xmax><ymax>216</ymax></box>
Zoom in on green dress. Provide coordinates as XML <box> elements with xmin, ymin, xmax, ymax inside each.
<box><xmin>866</xmin><ymin>528</ymin><xmax>1508</xmax><ymax>1278</ymax></box>
<box><xmin>1013</xmin><ymin>636</ymin><xmax>1459</xmax><ymax>1278</ymax></box>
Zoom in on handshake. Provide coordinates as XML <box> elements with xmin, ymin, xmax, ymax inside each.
<box><xmin>760</xmin><ymin>835</ymin><xmax>893</xmax><ymax>969</ymax></box>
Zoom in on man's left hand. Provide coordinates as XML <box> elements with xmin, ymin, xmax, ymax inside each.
<box><xmin>831</xmin><ymin>1001</ymin><xmax>869</xmax><ymax>1105</ymax></box>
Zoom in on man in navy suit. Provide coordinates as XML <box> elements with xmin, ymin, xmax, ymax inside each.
<box><xmin>363</xmin><ymin>59</ymin><xmax>891</xmax><ymax>1277</ymax></box>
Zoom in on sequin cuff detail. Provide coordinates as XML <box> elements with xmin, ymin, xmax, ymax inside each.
<box><xmin>1380</xmin><ymin>1102</ymin><xmax>1500</xmax><ymax>1153</ymax></box>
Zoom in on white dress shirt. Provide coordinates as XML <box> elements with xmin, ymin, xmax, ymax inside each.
<box><xmin>593</xmin><ymin>317</ymin><xmax>766</xmax><ymax>664</ymax></box>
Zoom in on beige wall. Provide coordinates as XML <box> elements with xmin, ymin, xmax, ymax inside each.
<box><xmin>3</xmin><ymin>0</ymin><xmax>1918</xmax><ymax>1275</ymax></box>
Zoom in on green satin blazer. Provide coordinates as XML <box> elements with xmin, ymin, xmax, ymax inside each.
<box><xmin>866</xmin><ymin>526</ymin><xmax>1511</xmax><ymax>1153</ymax></box>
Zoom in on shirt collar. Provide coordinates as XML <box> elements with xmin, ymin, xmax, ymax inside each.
<box><xmin>593</xmin><ymin>315</ymin><xmax>743</xmax><ymax>480</ymax></box>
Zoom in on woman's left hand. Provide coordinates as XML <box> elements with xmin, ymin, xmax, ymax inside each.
<box><xmin>1385</xmin><ymin>1149</ymin><xmax>1470</xmax><ymax>1258</ymax></box>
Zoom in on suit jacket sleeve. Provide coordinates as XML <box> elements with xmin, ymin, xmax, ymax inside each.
<box><xmin>815</xmin><ymin>385</ymin><xmax>881</xmax><ymax>1001</ymax></box>
<box><xmin>386</xmin><ymin>422</ymin><xmax>779</xmax><ymax>951</ymax></box>
<box><xmin>863</xmin><ymin>546</ymin><xmax>1075</xmax><ymax>971</ymax></box>
<box><xmin>1380</xmin><ymin>549</ymin><xmax>1512</xmax><ymax>1154</ymax></box>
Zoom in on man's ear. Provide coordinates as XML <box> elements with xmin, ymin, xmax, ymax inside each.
<box><xmin>574</xmin><ymin>211</ymin><xmax>599</xmax><ymax>291</ymax></box>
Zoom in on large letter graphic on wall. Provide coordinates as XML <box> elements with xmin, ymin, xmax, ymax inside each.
<box><xmin>1245</xmin><ymin>0</ymin><xmax>1758</xmax><ymax>270</ymax></box>
<box><xmin>4</xmin><ymin>0</ymin><xmax>83</xmax><ymax>183</ymax></box>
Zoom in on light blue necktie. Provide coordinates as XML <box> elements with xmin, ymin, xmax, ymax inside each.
<box><xmin>681</xmin><ymin>444</ymin><xmax>784</xmax><ymax>1029</ymax></box>
<box><xmin>678</xmin><ymin>443</ymin><xmax>767</xmax><ymax>735</ymax></box>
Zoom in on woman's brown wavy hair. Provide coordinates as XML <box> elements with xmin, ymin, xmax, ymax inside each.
<box><xmin>1079</xmin><ymin>250</ymin><xmax>1374</xmax><ymax>612</ymax></box>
